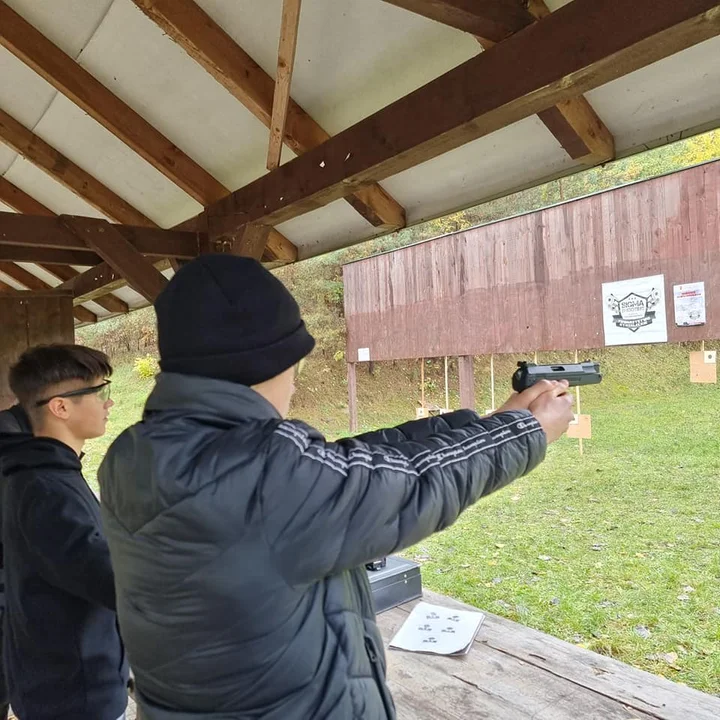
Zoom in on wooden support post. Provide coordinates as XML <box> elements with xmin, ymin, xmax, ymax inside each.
<box><xmin>490</xmin><ymin>353</ymin><xmax>496</xmax><ymax>410</ymax></box>
<box><xmin>0</xmin><ymin>290</ymin><xmax>74</xmax><ymax>408</ymax></box>
<box><xmin>444</xmin><ymin>356</ymin><xmax>449</xmax><ymax>410</ymax></box>
<box><xmin>347</xmin><ymin>362</ymin><xmax>358</xmax><ymax>434</ymax></box>
<box><xmin>420</xmin><ymin>358</ymin><xmax>425</xmax><ymax>409</ymax></box>
<box><xmin>575</xmin><ymin>349</ymin><xmax>583</xmax><ymax>455</ymax></box>
<box><xmin>60</xmin><ymin>216</ymin><xmax>168</xmax><ymax>304</ymax></box>
<box><xmin>458</xmin><ymin>356</ymin><xmax>475</xmax><ymax>410</ymax></box>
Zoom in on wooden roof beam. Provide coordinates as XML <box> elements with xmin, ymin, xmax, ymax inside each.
<box><xmin>131</xmin><ymin>0</ymin><xmax>406</xmax><ymax>232</ymax></box>
<box><xmin>0</xmin><ymin>1</ymin><xmax>226</xmax><ymax>206</ymax></box>
<box><xmin>381</xmin><ymin>0</ymin><xmax>534</xmax><ymax>41</ymax></box>
<box><xmin>268</xmin><ymin>0</ymin><xmax>302</xmax><ymax>171</ymax></box>
<box><xmin>61</xmin><ymin>217</ymin><xmax>168</xmax><ymax>304</ymax></box>
<box><xmin>0</xmin><ymin>260</ymin><xmax>96</xmax><ymax>324</ymax></box>
<box><xmin>0</xmin><ymin>245</ymin><xmax>100</xmax><ymax>265</ymax></box>
<box><xmin>0</xmin><ymin>180</ymin><xmax>129</xmax><ymax>315</ymax></box>
<box><xmin>0</xmin><ymin>109</ymin><xmax>154</xmax><ymax>227</ymax></box>
<box><xmin>0</xmin><ymin>1</ymin><xmax>300</xmax><ymax>259</ymax></box>
<box><xmin>41</xmin><ymin>263</ymin><xmax>129</xmax><ymax>316</ymax></box>
<box><xmin>472</xmin><ymin>0</ymin><xmax>615</xmax><ymax>165</ymax></box>
<box><xmin>56</xmin><ymin>222</ymin><xmax>297</xmax><ymax>305</ymax></box>
<box><xmin>201</xmin><ymin>0</ymin><xmax>720</xmax><ymax>238</ymax></box>
<box><xmin>61</xmin><ymin>258</ymin><xmax>172</xmax><ymax>306</ymax></box>
<box><xmin>0</xmin><ymin>212</ymin><xmax>202</xmax><ymax>259</ymax></box>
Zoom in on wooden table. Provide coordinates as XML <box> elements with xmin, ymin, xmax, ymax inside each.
<box><xmin>376</xmin><ymin>590</ymin><xmax>720</xmax><ymax>720</ymax></box>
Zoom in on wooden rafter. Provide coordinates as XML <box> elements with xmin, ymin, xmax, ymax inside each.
<box><xmin>387</xmin><ymin>0</ymin><xmax>615</xmax><ymax>165</ymax></box>
<box><xmin>381</xmin><ymin>0</ymin><xmax>534</xmax><ymax>41</ymax></box>
<box><xmin>40</xmin><ymin>263</ymin><xmax>128</xmax><ymax>316</ymax></box>
<box><xmin>131</xmin><ymin>0</ymin><xmax>406</xmax><ymax>232</ymax></box>
<box><xmin>61</xmin><ymin>217</ymin><xmax>168</xmax><ymax>303</ymax></box>
<box><xmin>201</xmin><ymin>0</ymin><xmax>720</xmax><ymax>238</ymax></box>
<box><xmin>0</xmin><ymin>260</ymin><xmax>96</xmax><ymax>324</ymax></box>
<box><xmin>62</xmin><ymin>259</ymin><xmax>172</xmax><ymax>306</ymax></box>
<box><xmin>0</xmin><ymin>245</ymin><xmax>100</xmax><ymax>265</ymax></box>
<box><xmin>0</xmin><ymin>212</ymin><xmax>201</xmax><ymax>259</ymax></box>
<box><xmin>268</xmin><ymin>0</ymin><xmax>303</xmax><ymax>171</ymax></box>
<box><xmin>0</xmin><ymin>2</ymin><xmax>299</xmax><ymax>265</ymax></box>
<box><xmin>0</xmin><ymin>2</ymin><xmax>225</xmax><ymax>206</ymax></box>
<box><xmin>474</xmin><ymin>0</ymin><xmax>614</xmax><ymax>165</ymax></box>
<box><xmin>0</xmin><ymin>109</ymin><xmax>153</xmax><ymax>227</ymax></box>
<box><xmin>0</xmin><ymin>180</ymin><xmax>129</xmax><ymax>315</ymax></box>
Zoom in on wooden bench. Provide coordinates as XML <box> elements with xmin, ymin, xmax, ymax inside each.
<box><xmin>377</xmin><ymin>589</ymin><xmax>720</xmax><ymax>719</ymax></box>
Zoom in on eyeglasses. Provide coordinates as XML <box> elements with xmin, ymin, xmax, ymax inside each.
<box><xmin>35</xmin><ymin>380</ymin><xmax>112</xmax><ymax>408</ymax></box>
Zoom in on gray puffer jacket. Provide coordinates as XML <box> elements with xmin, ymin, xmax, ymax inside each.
<box><xmin>99</xmin><ymin>374</ymin><xmax>546</xmax><ymax>720</ymax></box>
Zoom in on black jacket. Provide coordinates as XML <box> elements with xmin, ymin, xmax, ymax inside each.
<box><xmin>0</xmin><ymin>405</ymin><xmax>30</xmax><ymax>609</ymax></box>
<box><xmin>0</xmin><ymin>406</ymin><xmax>31</xmax><ymax>435</ymax></box>
<box><xmin>99</xmin><ymin>373</ymin><xmax>546</xmax><ymax>720</ymax></box>
<box><xmin>0</xmin><ymin>434</ymin><xmax>128</xmax><ymax>720</ymax></box>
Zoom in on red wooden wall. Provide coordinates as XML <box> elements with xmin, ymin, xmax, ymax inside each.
<box><xmin>344</xmin><ymin>160</ymin><xmax>720</xmax><ymax>362</ymax></box>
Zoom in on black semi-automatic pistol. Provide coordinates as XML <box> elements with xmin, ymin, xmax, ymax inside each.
<box><xmin>512</xmin><ymin>361</ymin><xmax>602</xmax><ymax>393</ymax></box>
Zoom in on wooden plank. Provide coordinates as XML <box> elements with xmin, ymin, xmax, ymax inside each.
<box><xmin>379</xmin><ymin>589</ymin><xmax>720</xmax><ymax>720</ymax></box>
<box><xmin>63</xmin><ymin>258</ymin><xmax>172</xmax><ymax>305</ymax></box>
<box><xmin>0</xmin><ymin>212</ymin><xmax>200</xmax><ymax>258</ymax></box>
<box><xmin>26</xmin><ymin>293</ymin><xmax>77</xmax><ymax>343</ymax></box>
<box><xmin>343</xmin><ymin>160</ymin><xmax>720</xmax><ymax>361</ymax></box>
<box><xmin>0</xmin><ymin>182</ymin><xmax>130</xmax><ymax>315</ymax></box>
<box><xmin>347</xmin><ymin>362</ymin><xmax>358</xmax><ymax>433</ymax></box>
<box><xmin>0</xmin><ymin>292</ymin><xmax>75</xmax><ymax>407</ymax></box>
<box><xmin>0</xmin><ymin>295</ymin><xmax>28</xmax><ymax>408</ymax></box>
<box><xmin>203</xmin><ymin>0</ymin><xmax>720</xmax><ymax>237</ymax></box>
<box><xmin>0</xmin><ymin>288</ymin><xmax>72</xmax><ymax>299</ymax></box>
<box><xmin>381</xmin><ymin>0</ymin><xmax>534</xmax><ymax>41</ymax></box>
<box><xmin>60</xmin><ymin>217</ymin><xmax>168</xmax><ymax>303</ymax></box>
<box><xmin>0</xmin><ymin>2</ymin><xmax>228</xmax><ymax>206</ymax></box>
<box><xmin>474</xmin><ymin>0</ymin><xmax>614</xmax><ymax>165</ymax></box>
<box><xmin>232</xmin><ymin>224</ymin><xmax>272</xmax><ymax>261</ymax></box>
<box><xmin>265</xmin><ymin>228</ymin><xmax>298</xmax><ymax>264</ymax></box>
<box><xmin>0</xmin><ymin>261</ymin><xmax>96</xmax><ymax>324</ymax></box>
<box><xmin>458</xmin><ymin>355</ymin><xmax>475</xmax><ymax>409</ymax></box>
<box><xmin>0</xmin><ymin>244</ymin><xmax>100</xmax><ymax>265</ymax></box>
<box><xmin>42</xmin><ymin>264</ymin><xmax>129</xmax><ymax>316</ymax></box>
<box><xmin>0</xmin><ymin>176</ymin><xmax>55</xmax><ymax>216</ymax></box>
<box><xmin>267</xmin><ymin>0</ymin><xmax>303</xmax><ymax>171</ymax></box>
<box><xmin>379</xmin><ymin>617</ymin><xmax>658</xmax><ymax>718</ymax></box>
<box><xmin>62</xmin><ymin>263</ymin><xmax>126</xmax><ymax>305</ymax></box>
<box><xmin>537</xmin><ymin>97</ymin><xmax>615</xmax><ymax>164</ymax></box>
<box><xmin>0</xmin><ymin>108</ymin><xmax>153</xmax><ymax>226</ymax></box>
<box><xmin>131</xmin><ymin>0</ymin><xmax>406</xmax><ymax>231</ymax></box>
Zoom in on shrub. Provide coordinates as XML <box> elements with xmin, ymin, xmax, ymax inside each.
<box><xmin>134</xmin><ymin>354</ymin><xmax>159</xmax><ymax>379</ymax></box>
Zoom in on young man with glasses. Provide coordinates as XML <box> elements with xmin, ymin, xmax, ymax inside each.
<box><xmin>0</xmin><ymin>344</ymin><xmax>128</xmax><ymax>720</ymax></box>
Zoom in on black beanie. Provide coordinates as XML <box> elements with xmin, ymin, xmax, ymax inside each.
<box><xmin>155</xmin><ymin>254</ymin><xmax>315</xmax><ymax>386</ymax></box>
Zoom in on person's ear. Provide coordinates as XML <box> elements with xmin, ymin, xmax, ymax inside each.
<box><xmin>46</xmin><ymin>397</ymin><xmax>71</xmax><ymax>421</ymax></box>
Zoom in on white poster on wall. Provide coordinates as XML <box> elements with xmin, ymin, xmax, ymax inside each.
<box><xmin>602</xmin><ymin>274</ymin><xmax>667</xmax><ymax>346</ymax></box>
<box><xmin>673</xmin><ymin>282</ymin><xmax>706</xmax><ymax>327</ymax></box>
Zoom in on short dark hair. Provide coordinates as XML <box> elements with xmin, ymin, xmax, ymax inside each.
<box><xmin>9</xmin><ymin>344</ymin><xmax>113</xmax><ymax>410</ymax></box>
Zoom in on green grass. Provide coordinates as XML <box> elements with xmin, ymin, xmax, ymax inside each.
<box><xmin>401</xmin><ymin>387</ymin><xmax>720</xmax><ymax>695</ymax></box>
<box><xmin>82</xmin><ymin>347</ymin><xmax>720</xmax><ymax>695</ymax></box>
